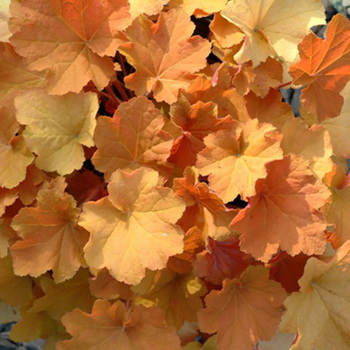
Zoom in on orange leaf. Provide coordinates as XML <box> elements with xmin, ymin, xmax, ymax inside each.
<box><xmin>232</xmin><ymin>58</ymin><xmax>283</xmax><ymax>98</ymax></box>
<box><xmin>10</xmin><ymin>177</ymin><xmax>89</xmax><ymax>282</ymax></box>
<box><xmin>57</xmin><ymin>300</ymin><xmax>181</xmax><ymax>350</ymax></box>
<box><xmin>196</xmin><ymin>118</ymin><xmax>283</xmax><ymax>202</ymax></box>
<box><xmin>92</xmin><ymin>96</ymin><xmax>173</xmax><ymax>181</ymax></box>
<box><xmin>79</xmin><ymin>167</ymin><xmax>185</xmax><ymax>285</ymax></box>
<box><xmin>10</xmin><ymin>0</ymin><xmax>131</xmax><ymax>94</ymax></box>
<box><xmin>290</xmin><ymin>14</ymin><xmax>350</xmax><ymax>120</ymax></box>
<box><xmin>198</xmin><ymin>265</ymin><xmax>287</xmax><ymax>350</ymax></box>
<box><xmin>230</xmin><ymin>155</ymin><xmax>330</xmax><ymax>262</ymax></box>
<box><xmin>119</xmin><ymin>9</ymin><xmax>211</xmax><ymax>104</ymax></box>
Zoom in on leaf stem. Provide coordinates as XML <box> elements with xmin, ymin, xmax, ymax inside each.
<box><xmin>277</xmin><ymin>81</ymin><xmax>292</xmax><ymax>89</ymax></box>
<box><xmin>113</xmin><ymin>79</ymin><xmax>130</xmax><ymax>101</ymax></box>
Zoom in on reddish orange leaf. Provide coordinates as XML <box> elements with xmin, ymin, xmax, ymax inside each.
<box><xmin>10</xmin><ymin>0</ymin><xmax>131</xmax><ymax>94</ymax></box>
<box><xmin>198</xmin><ymin>265</ymin><xmax>287</xmax><ymax>350</ymax></box>
<box><xmin>193</xmin><ymin>237</ymin><xmax>254</xmax><ymax>285</ymax></box>
<box><xmin>79</xmin><ymin>167</ymin><xmax>185</xmax><ymax>285</ymax></box>
<box><xmin>92</xmin><ymin>97</ymin><xmax>173</xmax><ymax>181</ymax></box>
<box><xmin>167</xmin><ymin>227</ymin><xmax>204</xmax><ymax>274</ymax></box>
<box><xmin>169</xmin><ymin>97</ymin><xmax>234</xmax><ymax>169</ymax></box>
<box><xmin>119</xmin><ymin>9</ymin><xmax>211</xmax><ymax>104</ymax></box>
<box><xmin>173</xmin><ymin>167</ymin><xmax>237</xmax><ymax>238</ymax></box>
<box><xmin>10</xmin><ymin>177</ymin><xmax>89</xmax><ymax>282</ymax></box>
<box><xmin>196</xmin><ymin>118</ymin><xmax>283</xmax><ymax>202</ymax></box>
<box><xmin>245</xmin><ymin>89</ymin><xmax>294</xmax><ymax>130</ymax></box>
<box><xmin>268</xmin><ymin>252</ymin><xmax>310</xmax><ymax>293</ymax></box>
<box><xmin>57</xmin><ymin>300</ymin><xmax>181</xmax><ymax>350</ymax></box>
<box><xmin>290</xmin><ymin>14</ymin><xmax>350</xmax><ymax>120</ymax></box>
<box><xmin>230</xmin><ymin>155</ymin><xmax>330</xmax><ymax>262</ymax></box>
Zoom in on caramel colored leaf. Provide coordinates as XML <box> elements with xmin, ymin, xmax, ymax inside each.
<box><xmin>280</xmin><ymin>240</ymin><xmax>350</xmax><ymax>350</ymax></box>
<box><xmin>221</xmin><ymin>0</ymin><xmax>324</xmax><ymax>66</ymax></box>
<box><xmin>11</xmin><ymin>177</ymin><xmax>89</xmax><ymax>282</ymax></box>
<box><xmin>0</xmin><ymin>107</ymin><xmax>34</xmax><ymax>189</ymax></box>
<box><xmin>119</xmin><ymin>9</ymin><xmax>211</xmax><ymax>104</ymax></box>
<box><xmin>198</xmin><ymin>265</ymin><xmax>287</xmax><ymax>350</ymax></box>
<box><xmin>290</xmin><ymin>14</ymin><xmax>350</xmax><ymax>120</ymax></box>
<box><xmin>196</xmin><ymin>118</ymin><xmax>283</xmax><ymax>202</ymax></box>
<box><xmin>10</xmin><ymin>0</ymin><xmax>131</xmax><ymax>94</ymax></box>
<box><xmin>89</xmin><ymin>268</ymin><xmax>134</xmax><ymax>301</ymax></box>
<box><xmin>232</xmin><ymin>58</ymin><xmax>283</xmax><ymax>98</ymax></box>
<box><xmin>92</xmin><ymin>96</ymin><xmax>173</xmax><ymax>181</ymax></box>
<box><xmin>79</xmin><ymin>167</ymin><xmax>185</xmax><ymax>285</ymax></box>
<box><xmin>57</xmin><ymin>300</ymin><xmax>181</xmax><ymax>350</ymax></box>
<box><xmin>15</xmin><ymin>89</ymin><xmax>98</xmax><ymax>175</ymax></box>
<box><xmin>230</xmin><ymin>155</ymin><xmax>330</xmax><ymax>262</ymax></box>
<box><xmin>0</xmin><ymin>255</ymin><xmax>32</xmax><ymax>307</ymax></box>
<box><xmin>0</xmin><ymin>43</ymin><xmax>46</xmax><ymax>109</ymax></box>
<box><xmin>11</xmin><ymin>270</ymin><xmax>93</xmax><ymax>343</ymax></box>
<box><xmin>133</xmin><ymin>269</ymin><xmax>206</xmax><ymax>329</ymax></box>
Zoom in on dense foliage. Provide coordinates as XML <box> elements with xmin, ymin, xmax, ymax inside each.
<box><xmin>1</xmin><ymin>0</ymin><xmax>350</xmax><ymax>349</ymax></box>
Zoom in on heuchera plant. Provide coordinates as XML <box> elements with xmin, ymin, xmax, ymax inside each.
<box><xmin>1</xmin><ymin>0</ymin><xmax>350</xmax><ymax>349</ymax></box>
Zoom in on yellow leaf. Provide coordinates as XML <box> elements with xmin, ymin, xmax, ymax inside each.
<box><xmin>221</xmin><ymin>0</ymin><xmax>325</xmax><ymax>66</ymax></box>
<box><xmin>280</xmin><ymin>240</ymin><xmax>350</xmax><ymax>349</ymax></box>
<box><xmin>79</xmin><ymin>167</ymin><xmax>185</xmax><ymax>285</ymax></box>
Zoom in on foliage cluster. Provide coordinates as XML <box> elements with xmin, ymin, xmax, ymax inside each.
<box><xmin>1</xmin><ymin>0</ymin><xmax>350</xmax><ymax>349</ymax></box>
